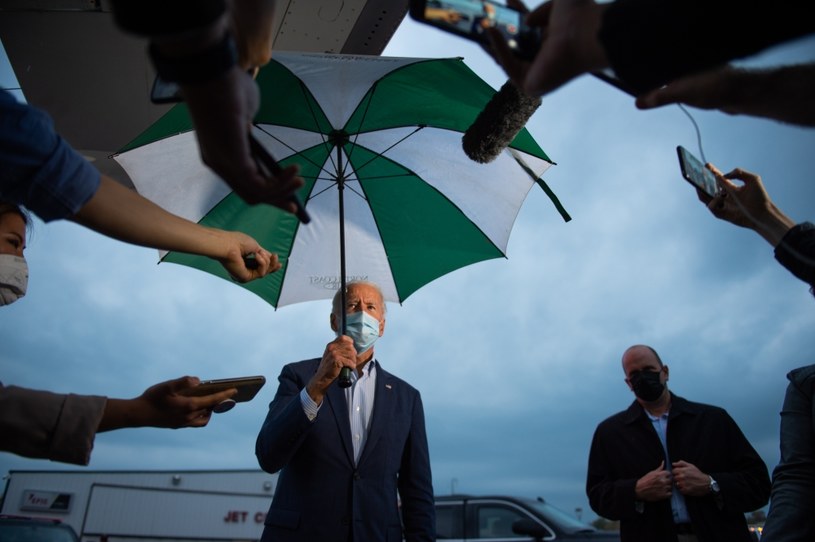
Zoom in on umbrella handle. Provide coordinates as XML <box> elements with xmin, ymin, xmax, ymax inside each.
<box><xmin>337</xmin><ymin>287</ymin><xmax>352</xmax><ymax>388</ymax></box>
<box><xmin>338</xmin><ymin>367</ymin><xmax>352</xmax><ymax>388</ymax></box>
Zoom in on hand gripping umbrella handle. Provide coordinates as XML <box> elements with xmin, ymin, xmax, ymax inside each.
<box><xmin>338</xmin><ymin>367</ymin><xmax>352</xmax><ymax>388</ymax></box>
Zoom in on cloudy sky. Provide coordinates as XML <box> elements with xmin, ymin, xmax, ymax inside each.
<box><xmin>2</xmin><ymin>14</ymin><xmax>815</xmax><ymax>524</ymax></box>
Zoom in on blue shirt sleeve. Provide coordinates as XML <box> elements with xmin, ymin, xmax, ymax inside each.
<box><xmin>0</xmin><ymin>90</ymin><xmax>100</xmax><ymax>222</ymax></box>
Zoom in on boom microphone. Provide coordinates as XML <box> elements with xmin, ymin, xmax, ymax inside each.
<box><xmin>462</xmin><ymin>80</ymin><xmax>541</xmax><ymax>164</ymax></box>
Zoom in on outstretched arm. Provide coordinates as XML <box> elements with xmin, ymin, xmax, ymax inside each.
<box><xmin>636</xmin><ymin>64</ymin><xmax>815</xmax><ymax>127</ymax></box>
<box><xmin>99</xmin><ymin>376</ymin><xmax>237</xmax><ymax>431</ymax></box>
<box><xmin>0</xmin><ymin>377</ymin><xmax>236</xmax><ymax>465</ymax></box>
<box><xmin>72</xmin><ymin>175</ymin><xmax>281</xmax><ymax>282</ymax></box>
<box><xmin>700</xmin><ymin>165</ymin><xmax>815</xmax><ymax>294</ymax></box>
<box><xmin>486</xmin><ymin>0</ymin><xmax>814</xmax><ymax>98</ymax></box>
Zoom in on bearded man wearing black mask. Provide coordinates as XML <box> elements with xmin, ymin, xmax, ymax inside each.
<box><xmin>585</xmin><ymin>344</ymin><xmax>770</xmax><ymax>542</ymax></box>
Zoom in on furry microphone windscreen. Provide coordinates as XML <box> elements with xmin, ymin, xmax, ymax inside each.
<box><xmin>462</xmin><ymin>80</ymin><xmax>542</xmax><ymax>163</ymax></box>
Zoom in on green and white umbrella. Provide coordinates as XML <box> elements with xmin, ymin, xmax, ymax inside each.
<box><xmin>114</xmin><ymin>52</ymin><xmax>568</xmax><ymax>308</ymax></box>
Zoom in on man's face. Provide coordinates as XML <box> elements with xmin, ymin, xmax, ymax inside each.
<box><xmin>332</xmin><ymin>283</ymin><xmax>386</xmax><ymax>336</ymax></box>
<box><xmin>623</xmin><ymin>348</ymin><xmax>667</xmax><ymax>392</ymax></box>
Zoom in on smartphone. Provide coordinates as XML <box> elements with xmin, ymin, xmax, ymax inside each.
<box><xmin>409</xmin><ymin>0</ymin><xmax>541</xmax><ymax>61</ymax></box>
<box><xmin>150</xmin><ymin>74</ymin><xmax>182</xmax><ymax>104</ymax></box>
<box><xmin>591</xmin><ymin>69</ymin><xmax>637</xmax><ymax>97</ymax></box>
<box><xmin>677</xmin><ymin>145</ymin><xmax>719</xmax><ymax>198</ymax></box>
<box><xmin>408</xmin><ymin>0</ymin><xmax>638</xmax><ymax>97</ymax></box>
<box><xmin>180</xmin><ymin>375</ymin><xmax>266</xmax><ymax>403</ymax></box>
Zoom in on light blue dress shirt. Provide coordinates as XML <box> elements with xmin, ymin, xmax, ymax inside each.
<box><xmin>300</xmin><ymin>359</ymin><xmax>377</xmax><ymax>465</ymax></box>
<box><xmin>646</xmin><ymin>410</ymin><xmax>691</xmax><ymax>524</ymax></box>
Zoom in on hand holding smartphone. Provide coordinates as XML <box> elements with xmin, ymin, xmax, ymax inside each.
<box><xmin>180</xmin><ymin>375</ymin><xmax>266</xmax><ymax>403</ymax></box>
<box><xmin>408</xmin><ymin>0</ymin><xmax>637</xmax><ymax>96</ymax></box>
<box><xmin>676</xmin><ymin>146</ymin><xmax>719</xmax><ymax>198</ymax></box>
<box><xmin>409</xmin><ymin>0</ymin><xmax>541</xmax><ymax>60</ymax></box>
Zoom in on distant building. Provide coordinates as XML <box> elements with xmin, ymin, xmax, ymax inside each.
<box><xmin>0</xmin><ymin>469</ymin><xmax>278</xmax><ymax>541</ymax></box>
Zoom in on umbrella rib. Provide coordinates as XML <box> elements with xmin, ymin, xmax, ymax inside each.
<box><xmin>347</xmin><ymin>125</ymin><xmax>426</xmax><ymax>178</ymax></box>
<box><xmin>253</xmin><ymin>124</ymin><xmax>345</xmax><ymax>197</ymax></box>
<box><xmin>342</xmin><ymin>81</ymin><xmax>380</xmax><ymax>177</ymax></box>
<box><xmin>310</xmin><ymin>182</ymin><xmax>339</xmax><ymax>200</ymax></box>
<box><xmin>254</xmin><ymin>125</ymin><xmax>322</xmax><ymax>169</ymax></box>
<box><xmin>293</xmin><ymin>76</ymin><xmax>350</xmax><ymax>181</ymax></box>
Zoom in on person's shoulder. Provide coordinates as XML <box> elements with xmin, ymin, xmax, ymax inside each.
<box><xmin>596</xmin><ymin>402</ymin><xmax>640</xmax><ymax>429</ymax></box>
<box><xmin>673</xmin><ymin>394</ymin><xmax>730</xmax><ymax>418</ymax></box>
<box><xmin>283</xmin><ymin>357</ymin><xmax>321</xmax><ymax>373</ymax></box>
<box><xmin>376</xmin><ymin>362</ymin><xmax>420</xmax><ymax>394</ymax></box>
<box><xmin>787</xmin><ymin>364</ymin><xmax>815</xmax><ymax>392</ymax></box>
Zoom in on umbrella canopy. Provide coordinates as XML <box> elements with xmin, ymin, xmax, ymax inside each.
<box><xmin>113</xmin><ymin>52</ymin><xmax>568</xmax><ymax>308</ymax></box>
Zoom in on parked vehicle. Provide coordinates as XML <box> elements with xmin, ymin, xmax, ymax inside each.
<box><xmin>0</xmin><ymin>515</ymin><xmax>80</xmax><ymax>542</ymax></box>
<box><xmin>434</xmin><ymin>495</ymin><xmax>620</xmax><ymax>541</ymax></box>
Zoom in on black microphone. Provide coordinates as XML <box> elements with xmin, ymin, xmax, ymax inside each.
<box><xmin>462</xmin><ymin>80</ymin><xmax>541</xmax><ymax>164</ymax></box>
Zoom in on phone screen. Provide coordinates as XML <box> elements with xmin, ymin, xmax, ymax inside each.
<box><xmin>409</xmin><ymin>0</ymin><xmax>540</xmax><ymax>60</ymax></box>
<box><xmin>677</xmin><ymin>146</ymin><xmax>719</xmax><ymax>197</ymax></box>
<box><xmin>180</xmin><ymin>376</ymin><xmax>266</xmax><ymax>403</ymax></box>
<box><xmin>150</xmin><ymin>75</ymin><xmax>183</xmax><ymax>104</ymax></box>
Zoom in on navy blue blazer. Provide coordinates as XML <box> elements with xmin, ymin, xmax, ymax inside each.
<box><xmin>256</xmin><ymin>358</ymin><xmax>435</xmax><ymax>542</ymax></box>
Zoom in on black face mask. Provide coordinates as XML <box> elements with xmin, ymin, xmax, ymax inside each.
<box><xmin>629</xmin><ymin>370</ymin><xmax>665</xmax><ymax>402</ymax></box>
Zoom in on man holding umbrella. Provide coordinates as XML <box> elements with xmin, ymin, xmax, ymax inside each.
<box><xmin>256</xmin><ymin>280</ymin><xmax>435</xmax><ymax>542</ymax></box>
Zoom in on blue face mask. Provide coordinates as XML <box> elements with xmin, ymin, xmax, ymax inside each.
<box><xmin>341</xmin><ymin>311</ymin><xmax>381</xmax><ymax>354</ymax></box>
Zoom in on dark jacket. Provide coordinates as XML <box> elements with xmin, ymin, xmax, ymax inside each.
<box><xmin>255</xmin><ymin>358</ymin><xmax>435</xmax><ymax>542</ymax></box>
<box><xmin>587</xmin><ymin>393</ymin><xmax>770</xmax><ymax>542</ymax></box>
<box><xmin>761</xmin><ymin>364</ymin><xmax>815</xmax><ymax>542</ymax></box>
<box><xmin>774</xmin><ymin>222</ymin><xmax>815</xmax><ymax>297</ymax></box>
<box><xmin>111</xmin><ymin>0</ymin><xmax>226</xmax><ymax>36</ymax></box>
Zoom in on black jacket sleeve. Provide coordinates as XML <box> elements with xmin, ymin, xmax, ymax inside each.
<box><xmin>599</xmin><ymin>0</ymin><xmax>815</xmax><ymax>92</ymax></box>
<box><xmin>774</xmin><ymin>222</ymin><xmax>815</xmax><ymax>295</ymax></box>
<box><xmin>110</xmin><ymin>0</ymin><xmax>226</xmax><ymax>37</ymax></box>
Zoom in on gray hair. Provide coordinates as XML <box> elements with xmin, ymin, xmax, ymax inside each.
<box><xmin>331</xmin><ymin>280</ymin><xmax>387</xmax><ymax>316</ymax></box>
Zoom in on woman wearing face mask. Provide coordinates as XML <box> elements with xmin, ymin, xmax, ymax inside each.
<box><xmin>0</xmin><ymin>202</ymin><xmax>238</xmax><ymax>465</ymax></box>
<box><xmin>0</xmin><ymin>202</ymin><xmax>27</xmax><ymax>304</ymax></box>
<box><xmin>1</xmin><ymin>88</ymin><xmax>282</xmax><ymax>283</ymax></box>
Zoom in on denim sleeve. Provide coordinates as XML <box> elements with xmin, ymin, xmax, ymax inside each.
<box><xmin>0</xmin><ymin>91</ymin><xmax>100</xmax><ymax>222</ymax></box>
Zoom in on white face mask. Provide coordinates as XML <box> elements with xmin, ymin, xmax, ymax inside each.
<box><xmin>0</xmin><ymin>254</ymin><xmax>28</xmax><ymax>306</ymax></box>
<box><xmin>339</xmin><ymin>310</ymin><xmax>381</xmax><ymax>354</ymax></box>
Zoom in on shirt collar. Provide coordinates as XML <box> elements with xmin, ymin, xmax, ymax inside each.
<box><xmin>351</xmin><ymin>358</ymin><xmax>376</xmax><ymax>382</ymax></box>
